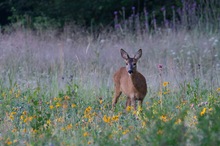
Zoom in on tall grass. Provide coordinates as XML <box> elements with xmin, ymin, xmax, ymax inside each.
<box><xmin>0</xmin><ymin>1</ymin><xmax>220</xmax><ymax>145</ymax></box>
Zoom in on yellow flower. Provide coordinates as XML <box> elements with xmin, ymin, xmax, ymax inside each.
<box><xmin>122</xmin><ymin>129</ymin><xmax>129</xmax><ymax>135</ymax></box>
<box><xmin>71</xmin><ymin>103</ymin><xmax>76</xmax><ymax>108</ymax></box>
<box><xmin>88</xmin><ymin>141</ymin><xmax>92</xmax><ymax>144</ymax></box>
<box><xmin>56</xmin><ymin>102</ymin><xmax>62</xmax><ymax>108</ymax></box>
<box><xmin>2</xmin><ymin>92</ymin><xmax>6</xmax><ymax>98</ymax></box>
<box><xmin>49</xmin><ymin>105</ymin><xmax>54</xmax><ymax>109</ymax></box>
<box><xmin>157</xmin><ymin>130</ymin><xmax>163</xmax><ymax>135</ymax></box>
<box><xmin>163</xmin><ymin>82</ymin><xmax>169</xmax><ymax>87</ymax></box>
<box><xmin>163</xmin><ymin>89</ymin><xmax>170</xmax><ymax>95</ymax></box>
<box><xmin>160</xmin><ymin>115</ymin><xmax>168</xmax><ymax>122</ymax></box>
<box><xmin>99</xmin><ymin>99</ymin><xmax>103</xmax><ymax>104</ymax></box>
<box><xmin>47</xmin><ymin>120</ymin><xmax>51</xmax><ymax>125</ymax></box>
<box><xmin>29</xmin><ymin>116</ymin><xmax>33</xmax><ymax>121</ymax></box>
<box><xmin>111</xmin><ymin>115</ymin><xmax>119</xmax><ymax>122</ymax></box>
<box><xmin>57</xmin><ymin>117</ymin><xmax>64</xmax><ymax>123</ymax></box>
<box><xmin>103</xmin><ymin>115</ymin><xmax>111</xmax><ymax>123</ymax></box>
<box><xmin>175</xmin><ymin>119</ymin><xmax>182</xmax><ymax>125</ymax></box>
<box><xmin>23</xmin><ymin>128</ymin><xmax>27</xmax><ymax>133</ymax></box>
<box><xmin>62</xmin><ymin>102</ymin><xmax>68</xmax><ymax>109</ymax></box>
<box><xmin>83</xmin><ymin>132</ymin><xmax>89</xmax><ymax>137</ymax></box>
<box><xmin>66</xmin><ymin>124</ymin><xmax>72</xmax><ymax>130</ymax></box>
<box><xmin>61</xmin><ymin>127</ymin><xmax>66</xmax><ymax>131</ymax></box>
<box><xmin>22</xmin><ymin>111</ymin><xmax>27</xmax><ymax>115</ymax></box>
<box><xmin>6</xmin><ymin>140</ymin><xmax>12</xmax><ymax>145</ymax></box>
<box><xmin>12</xmin><ymin>128</ymin><xmax>17</xmax><ymax>133</ymax></box>
<box><xmin>84</xmin><ymin>106</ymin><xmax>92</xmax><ymax>115</ymax></box>
<box><xmin>15</xmin><ymin>90</ymin><xmax>21</xmax><ymax>98</ymax></box>
<box><xmin>20</xmin><ymin>115</ymin><xmax>24</xmax><ymax>120</ymax></box>
<box><xmin>126</xmin><ymin>106</ymin><xmax>132</xmax><ymax>112</ymax></box>
<box><xmin>200</xmin><ymin>108</ymin><xmax>206</xmax><ymax>116</ymax></box>
<box><xmin>24</xmin><ymin>117</ymin><xmax>28</xmax><ymax>123</ymax></box>
<box><xmin>64</xmin><ymin>95</ymin><xmax>70</xmax><ymax>100</ymax></box>
<box><xmin>142</xmin><ymin>121</ymin><xmax>146</xmax><ymax>127</ymax></box>
<box><xmin>216</xmin><ymin>88</ymin><xmax>220</xmax><ymax>92</ymax></box>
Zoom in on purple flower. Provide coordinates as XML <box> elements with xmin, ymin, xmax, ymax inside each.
<box><xmin>161</xmin><ymin>6</ymin><xmax>165</xmax><ymax>11</ymax></box>
<box><xmin>114</xmin><ymin>11</ymin><xmax>118</xmax><ymax>15</ymax></box>
<box><xmin>132</xmin><ymin>6</ymin><xmax>135</xmax><ymax>10</ymax></box>
<box><xmin>158</xmin><ymin>64</ymin><xmax>163</xmax><ymax>70</ymax></box>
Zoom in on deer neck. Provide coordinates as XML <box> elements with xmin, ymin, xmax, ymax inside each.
<box><xmin>128</xmin><ymin>72</ymin><xmax>139</xmax><ymax>86</ymax></box>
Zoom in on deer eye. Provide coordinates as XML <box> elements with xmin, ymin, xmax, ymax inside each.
<box><xmin>133</xmin><ymin>63</ymin><xmax>136</xmax><ymax>66</ymax></box>
<box><xmin>126</xmin><ymin>63</ymin><xmax>128</xmax><ymax>65</ymax></box>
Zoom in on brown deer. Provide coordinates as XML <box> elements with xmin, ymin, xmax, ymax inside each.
<box><xmin>112</xmin><ymin>49</ymin><xmax>147</xmax><ymax>110</ymax></box>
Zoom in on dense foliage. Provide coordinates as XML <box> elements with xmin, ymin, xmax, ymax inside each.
<box><xmin>0</xmin><ymin>0</ymin><xmax>181</xmax><ymax>28</ymax></box>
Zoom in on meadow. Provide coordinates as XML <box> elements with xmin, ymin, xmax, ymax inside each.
<box><xmin>0</xmin><ymin>4</ymin><xmax>220</xmax><ymax>144</ymax></box>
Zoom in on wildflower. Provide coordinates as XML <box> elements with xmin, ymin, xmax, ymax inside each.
<box><xmin>99</xmin><ymin>99</ymin><xmax>103</xmax><ymax>104</ymax></box>
<box><xmin>23</xmin><ymin>117</ymin><xmax>28</xmax><ymax>123</ymax></box>
<box><xmin>160</xmin><ymin>115</ymin><xmax>168</xmax><ymax>122</ymax></box>
<box><xmin>163</xmin><ymin>82</ymin><xmax>169</xmax><ymax>87</ymax></box>
<box><xmin>158</xmin><ymin>64</ymin><xmax>163</xmax><ymax>70</ymax></box>
<box><xmin>163</xmin><ymin>89</ymin><xmax>170</xmax><ymax>95</ymax></box>
<box><xmin>71</xmin><ymin>103</ymin><xmax>76</xmax><ymax>108</ymax></box>
<box><xmin>46</xmin><ymin>120</ymin><xmax>51</xmax><ymax>125</ymax></box>
<box><xmin>83</xmin><ymin>132</ymin><xmax>89</xmax><ymax>137</ymax></box>
<box><xmin>62</xmin><ymin>102</ymin><xmax>68</xmax><ymax>109</ymax></box>
<box><xmin>61</xmin><ymin>127</ymin><xmax>66</xmax><ymax>131</ymax></box>
<box><xmin>2</xmin><ymin>92</ymin><xmax>6</xmax><ymax>98</ymax></box>
<box><xmin>9</xmin><ymin>114</ymin><xmax>15</xmax><ymax>120</ymax></box>
<box><xmin>126</xmin><ymin>106</ymin><xmax>132</xmax><ymax>112</ymax></box>
<box><xmin>66</xmin><ymin>124</ymin><xmax>72</xmax><ymax>130</ymax></box>
<box><xmin>31</xmin><ymin>128</ymin><xmax>37</xmax><ymax>134</ymax></box>
<box><xmin>88</xmin><ymin>141</ymin><xmax>92</xmax><ymax>144</ymax></box>
<box><xmin>56</xmin><ymin>102</ymin><xmax>61</xmax><ymax>108</ymax></box>
<box><xmin>200</xmin><ymin>108</ymin><xmax>206</xmax><ymax>116</ymax></box>
<box><xmin>15</xmin><ymin>90</ymin><xmax>21</xmax><ymax>98</ymax></box>
<box><xmin>157</xmin><ymin>130</ymin><xmax>163</xmax><ymax>135</ymax></box>
<box><xmin>22</xmin><ymin>111</ymin><xmax>27</xmax><ymax>115</ymax></box>
<box><xmin>12</xmin><ymin>128</ymin><xmax>17</xmax><ymax>133</ymax></box>
<box><xmin>122</xmin><ymin>129</ymin><xmax>130</xmax><ymax>135</ymax></box>
<box><xmin>111</xmin><ymin>115</ymin><xmax>119</xmax><ymax>122</ymax></box>
<box><xmin>84</xmin><ymin>106</ymin><xmax>92</xmax><ymax>114</ymax></box>
<box><xmin>5</xmin><ymin>139</ymin><xmax>12</xmax><ymax>145</ymax></box>
<box><xmin>216</xmin><ymin>88</ymin><xmax>220</xmax><ymax>92</ymax></box>
<box><xmin>49</xmin><ymin>105</ymin><xmax>54</xmax><ymax>109</ymax></box>
<box><xmin>103</xmin><ymin>115</ymin><xmax>111</xmax><ymax>123</ymax></box>
<box><xmin>142</xmin><ymin>121</ymin><xmax>146</xmax><ymax>127</ymax></box>
<box><xmin>175</xmin><ymin>119</ymin><xmax>182</xmax><ymax>125</ymax></box>
<box><xmin>64</xmin><ymin>95</ymin><xmax>70</xmax><ymax>100</ymax></box>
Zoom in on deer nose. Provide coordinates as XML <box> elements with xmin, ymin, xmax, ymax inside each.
<box><xmin>128</xmin><ymin>70</ymin><xmax>133</xmax><ymax>74</ymax></box>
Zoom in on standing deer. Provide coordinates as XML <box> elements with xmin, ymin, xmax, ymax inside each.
<box><xmin>112</xmin><ymin>49</ymin><xmax>147</xmax><ymax>110</ymax></box>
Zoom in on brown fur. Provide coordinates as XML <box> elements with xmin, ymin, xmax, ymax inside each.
<box><xmin>112</xmin><ymin>49</ymin><xmax>147</xmax><ymax>110</ymax></box>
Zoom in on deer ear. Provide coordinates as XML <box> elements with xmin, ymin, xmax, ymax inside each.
<box><xmin>120</xmin><ymin>49</ymin><xmax>129</xmax><ymax>60</ymax></box>
<box><xmin>134</xmin><ymin>49</ymin><xmax>142</xmax><ymax>60</ymax></box>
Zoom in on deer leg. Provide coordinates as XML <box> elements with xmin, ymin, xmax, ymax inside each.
<box><xmin>126</xmin><ymin>97</ymin><xmax>131</xmax><ymax>108</ymax></box>
<box><xmin>138</xmin><ymin>100</ymin><xmax>143</xmax><ymax>109</ymax></box>
<box><xmin>131</xmin><ymin>97</ymin><xmax>136</xmax><ymax>110</ymax></box>
<box><xmin>112</xmin><ymin>85</ymin><xmax>122</xmax><ymax>108</ymax></box>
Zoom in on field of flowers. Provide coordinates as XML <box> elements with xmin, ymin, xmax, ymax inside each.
<box><xmin>0</xmin><ymin>23</ymin><xmax>220</xmax><ymax>145</ymax></box>
<box><xmin>1</xmin><ymin>75</ymin><xmax>220</xmax><ymax>145</ymax></box>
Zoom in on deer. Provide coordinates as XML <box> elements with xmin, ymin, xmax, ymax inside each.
<box><xmin>112</xmin><ymin>48</ymin><xmax>147</xmax><ymax>111</ymax></box>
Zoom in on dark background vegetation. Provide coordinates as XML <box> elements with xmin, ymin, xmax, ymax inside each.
<box><xmin>0</xmin><ymin>0</ymin><xmax>220</xmax><ymax>30</ymax></box>
<box><xmin>0</xmin><ymin>0</ymin><xmax>182</xmax><ymax>28</ymax></box>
